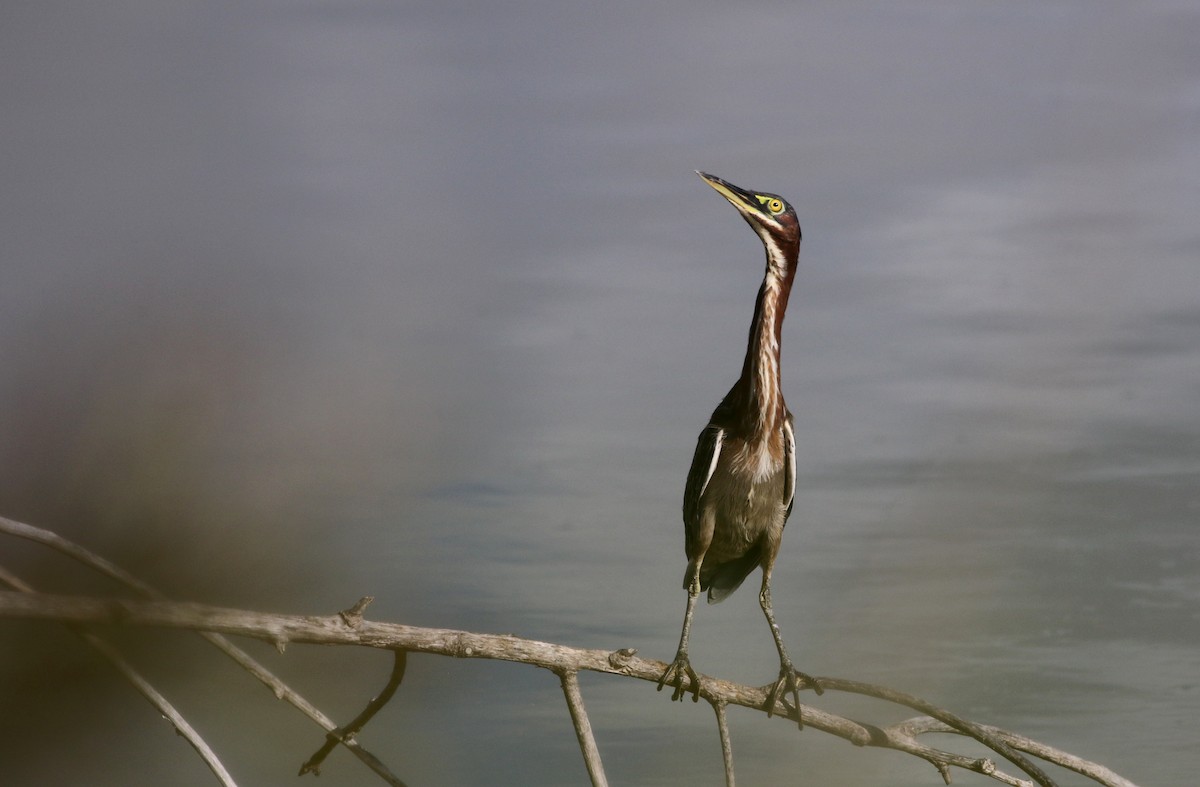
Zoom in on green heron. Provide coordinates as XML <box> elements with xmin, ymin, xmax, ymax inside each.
<box><xmin>657</xmin><ymin>171</ymin><xmax>822</xmax><ymax>725</ymax></box>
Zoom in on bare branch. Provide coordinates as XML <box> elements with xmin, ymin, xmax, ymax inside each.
<box><xmin>0</xmin><ymin>590</ymin><xmax>1140</xmax><ymax>786</ymax></box>
<box><xmin>76</xmin><ymin>629</ymin><xmax>241</xmax><ymax>786</ymax></box>
<box><xmin>0</xmin><ymin>516</ymin><xmax>159</xmax><ymax>596</ymax></box>
<box><xmin>558</xmin><ymin>670</ymin><xmax>608</xmax><ymax>787</ymax></box>
<box><xmin>710</xmin><ymin>699</ymin><xmax>736</xmax><ymax>787</ymax></box>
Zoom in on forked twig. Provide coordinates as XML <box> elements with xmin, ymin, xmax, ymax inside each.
<box><xmin>890</xmin><ymin>717</ymin><xmax>1139</xmax><ymax>787</ymax></box>
<box><xmin>817</xmin><ymin>677</ymin><xmax>1056</xmax><ymax>787</ymax></box>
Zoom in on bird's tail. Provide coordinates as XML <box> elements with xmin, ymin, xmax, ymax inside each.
<box><xmin>700</xmin><ymin>547</ymin><xmax>762</xmax><ymax>604</ymax></box>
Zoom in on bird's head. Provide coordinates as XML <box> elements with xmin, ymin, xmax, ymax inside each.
<box><xmin>697</xmin><ymin>171</ymin><xmax>801</xmax><ymax>265</ymax></box>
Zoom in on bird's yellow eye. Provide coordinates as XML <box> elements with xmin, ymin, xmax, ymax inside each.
<box><xmin>767</xmin><ymin>198</ymin><xmax>784</xmax><ymax>214</ymax></box>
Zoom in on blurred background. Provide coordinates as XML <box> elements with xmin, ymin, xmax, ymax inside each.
<box><xmin>2</xmin><ymin>2</ymin><xmax>1197</xmax><ymax>784</ymax></box>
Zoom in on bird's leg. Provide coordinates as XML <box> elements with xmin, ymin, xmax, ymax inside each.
<box><xmin>759</xmin><ymin>575</ymin><xmax>822</xmax><ymax>728</ymax></box>
<box><xmin>657</xmin><ymin>564</ymin><xmax>703</xmax><ymax>702</ymax></box>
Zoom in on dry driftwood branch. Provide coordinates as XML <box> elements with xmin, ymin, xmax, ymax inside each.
<box><xmin>0</xmin><ymin>515</ymin><xmax>405</xmax><ymax>786</ymax></box>
<box><xmin>0</xmin><ymin>589</ymin><xmax>1141</xmax><ymax>787</ymax></box>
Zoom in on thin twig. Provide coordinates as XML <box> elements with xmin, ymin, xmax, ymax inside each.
<box><xmin>0</xmin><ymin>566</ymin><xmax>238</xmax><ymax>787</ymax></box>
<box><xmin>0</xmin><ymin>516</ymin><xmax>405</xmax><ymax>786</ymax></box>
<box><xmin>79</xmin><ymin>630</ymin><xmax>240</xmax><ymax>786</ymax></box>
<box><xmin>892</xmin><ymin>717</ymin><xmax>1140</xmax><ymax>787</ymax></box>
<box><xmin>818</xmin><ymin>677</ymin><xmax>1056</xmax><ymax>787</ymax></box>
<box><xmin>299</xmin><ymin>650</ymin><xmax>409</xmax><ymax>784</ymax></box>
<box><xmin>710</xmin><ymin>698</ymin><xmax>735</xmax><ymax>787</ymax></box>
<box><xmin>558</xmin><ymin>670</ymin><xmax>608</xmax><ymax>787</ymax></box>
<box><xmin>0</xmin><ymin>516</ymin><xmax>157</xmax><ymax>594</ymax></box>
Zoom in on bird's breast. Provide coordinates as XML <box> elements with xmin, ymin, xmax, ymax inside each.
<box><xmin>728</xmin><ymin>432</ymin><xmax>783</xmax><ymax>483</ymax></box>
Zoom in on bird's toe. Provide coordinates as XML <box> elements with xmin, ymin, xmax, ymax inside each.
<box><xmin>765</xmin><ymin>661</ymin><xmax>820</xmax><ymax>728</ymax></box>
<box><xmin>657</xmin><ymin>652</ymin><xmax>702</xmax><ymax>703</ymax></box>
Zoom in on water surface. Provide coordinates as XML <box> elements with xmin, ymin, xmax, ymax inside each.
<box><xmin>1</xmin><ymin>3</ymin><xmax>1197</xmax><ymax>785</ymax></box>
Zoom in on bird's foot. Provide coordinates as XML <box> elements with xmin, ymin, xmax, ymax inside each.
<box><xmin>657</xmin><ymin>650</ymin><xmax>702</xmax><ymax>702</ymax></box>
<box><xmin>764</xmin><ymin>660</ymin><xmax>823</xmax><ymax>728</ymax></box>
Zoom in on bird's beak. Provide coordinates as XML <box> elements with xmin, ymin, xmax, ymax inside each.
<box><xmin>696</xmin><ymin>171</ymin><xmax>765</xmax><ymax>222</ymax></box>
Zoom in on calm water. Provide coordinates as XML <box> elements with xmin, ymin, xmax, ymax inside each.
<box><xmin>2</xmin><ymin>3</ymin><xmax>1198</xmax><ymax>785</ymax></box>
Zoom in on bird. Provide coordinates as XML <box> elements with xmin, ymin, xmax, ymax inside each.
<box><xmin>657</xmin><ymin>171</ymin><xmax>823</xmax><ymax>726</ymax></box>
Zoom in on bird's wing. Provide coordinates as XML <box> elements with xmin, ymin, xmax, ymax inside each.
<box><xmin>683</xmin><ymin>424</ymin><xmax>725</xmax><ymax>529</ymax></box>
<box><xmin>782</xmin><ymin>416</ymin><xmax>797</xmax><ymax>520</ymax></box>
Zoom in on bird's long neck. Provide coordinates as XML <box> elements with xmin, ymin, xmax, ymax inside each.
<box><xmin>736</xmin><ymin>242</ymin><xmax>796</xmax><ymax>438</ymax></box>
